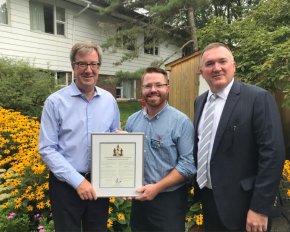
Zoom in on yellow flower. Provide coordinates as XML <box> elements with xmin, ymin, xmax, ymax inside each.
<box><xmin>26</xmin><ymin>192</ymin><xmax>35</xmax><ymax>201</ymax></box>
<box><xmin>117</xmin><ymin>213</ymin><xmax>125</xmax><ymax>221</ymax></box>
<box><xmin>287</xmin><ymin>189</ymin><xmax>290</xmax><ymax>197</ymax></box>
<box><xmin>45</xmin><ymin>200</ymin><xmax>51</xmax><ymax>207</ymax></box>
<box><xmin>109</xmin><ymin>197</ymin><xmax>115</xmax><ymax>203</ymax></box>
<box><xmin>107</xmin><ymin>218</ymin><xmax>113</xmax><ymax>228</ymax></box>
<box><xmin>10</xmin><ymin>189</ymin><xmax>19</xmax><ymax>195</ymax></box>
<box><xmin>27</xmin><ymin>205</ymin><xmax>33</xmax><ymax>211</ymax></box>
<box><xmin>190</xmin><ymin>187</ymin><xmax>194</xmax><ymax>195</ymax></box>
<box><xmin>14</xmin><ymin>197</ymin><xmax>22</xmax><ymax>205</ymax></box>
<box><xmin>1</xmin><ymin>202</ymin><xmax>8</xmax><ymax>209</ymax></box>
<box><xmin>108</xmin><ymin>206</ymin><xmax>113</xmax><ymax>214</ymax></box>
<box><xmin>195</xmin><ymin>214</ymin><xmax>203</xmax><ymax>226</ymax></box>
<box><xmin>36</xmin><ymin>202</ymin><xmax>45</xmax><ymax>209</ymax></box>
<box><xmin>186</xmin><ymin>216</ymin><xmax>193</xmax><ymax>222</ymax></box>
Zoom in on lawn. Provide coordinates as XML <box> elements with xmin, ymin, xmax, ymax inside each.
<box><xmin>118</xmin><ymin>100</ymin><xmax>142</xmax><ymax>128</ymax></box>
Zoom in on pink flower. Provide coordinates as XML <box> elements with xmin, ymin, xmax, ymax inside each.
<box><xmin>34</xmin><ymin>213</ymin><xmax>43</xmax><ymax>219</ymax></box>
<box><xmin>37</xmin><ymin>225</ymin><xmax>45</xmax><ymax>232</ymax></box>
<box><xmin>7</xmin><ymin>212</ymin><xmax>16</xmax><ymax>220</ymax></box>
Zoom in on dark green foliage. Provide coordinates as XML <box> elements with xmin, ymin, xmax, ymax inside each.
<box><xmin>0</xmin><ymin>57</ymin><xmax>57</xmax><ymax>119</ymax></box>
<box><xmin>115</xmin><ymin>68</ymin><xmax>145</xmax><ymax>84</ymax></box>
<box><xmin>101</xmin><ymin>0</ymin><xmax>260</xmax><ymax>64</ymax></box>
<box><xmin>197</xmin><ymin>0</ymin><xmax>290</xmax><ymax>106</ymax></box>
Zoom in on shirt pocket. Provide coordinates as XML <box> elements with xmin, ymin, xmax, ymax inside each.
<box><xmin>154</xmin><ymin>133</ymin><xmax>176</xmax><ymax>165</ymax></box>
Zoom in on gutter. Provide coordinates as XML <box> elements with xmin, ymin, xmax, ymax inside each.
<box><xmin>66</xmin><ymin>0</ymin><xmax>138</xmax><ymax>21</ymax></box>
<box><xmin>73</xmin><ymin>0</ymin><xmax>91</xmax><ymax>18</ymax></box>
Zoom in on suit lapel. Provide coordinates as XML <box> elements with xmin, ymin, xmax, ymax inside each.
<box><xmin>211</xmin><ymin>80</ymin><xmax>241</xmax><ymax>157</ymax></box>
<box><xmin>194</xmin><ymin>92</ymin><xmax>208</xmax><ymax>129</ymax></box>
<box><xmin>193</xmin><ymin>92</ymin><xmax>208</xmax><ymax>162</ymax></box>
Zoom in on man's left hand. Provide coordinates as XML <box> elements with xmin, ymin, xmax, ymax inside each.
<box><xmin>134</xmin><ymin>184</ymin><xmax>161</xmax><ymax>201</ymax></box>
<box><xmin>246</xmin><ymin>209</ymin><xmax>268</xmax><ymax>232</ymax></box>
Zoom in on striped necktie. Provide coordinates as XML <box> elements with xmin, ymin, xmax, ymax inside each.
<box><xmin>197</xmin><ymin>94</ymin><xmax>217</xmax><ymax>189</ymax></box>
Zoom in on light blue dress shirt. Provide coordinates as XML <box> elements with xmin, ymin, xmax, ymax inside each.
<box><xmin>38</xmin><ymin>82</ymin><xmax>120</xmax><ymax>189</ymax></box>
<box><xmin>125</xmin><ymin>103</ymin><xmax>196</xmax><ymax>192</ymax></box>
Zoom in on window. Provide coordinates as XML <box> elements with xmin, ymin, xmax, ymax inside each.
<box><xmin>56</xmin><ymin>72</ymin><xmax>72</xmax><ymax>86</ymax></box>
<box><xmin>116</xmin><ymin>87</ymin><xmax>123</xmax><ymax>99</ymax></box>
<box><xmin>182</xmin><ymin>43</ymin><xmax>194</xmax><ymax>57</ymax></box>
<box><xmin>116</xmin><ymin>27</ymin><xmax>136</xmax><ymax>51</ymax></box>
<box><xmin>144</xmin><ymin>36</ymin><xmax>159</xmax><ymax>55</ymax></box>
<box><xmin>30</xmin><ymin>0</ymin><xmax>66</xmax><ymax>35</ymax></box>
<box><xmin>122</xmin><ymin>80</ymin><xmax>136</xmax><ymax>99</ymax></box>
<box><xmin>0</xmin><ymin>0</ymin><xmax>8</xmax><ymax>24</ymax></box>
<box><xmin>56</xmin><ymin>7</ymin><xmax>65</xmax><ymax>35</ymax></box>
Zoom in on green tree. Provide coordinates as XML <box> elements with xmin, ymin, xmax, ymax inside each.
<box><xmin>233</xmin><ymin>0</ymin><xmax>290</xmax><ymax>105</ymax></box>
<box><xmin>0</xmin><ymin>57</ymin><xmax>57</xmax><ymax>118</ymax></box>
<box><xmin>101</xmin><ymin>0</ymin><xmax>260</xmax><ymax>65</ymax></box>
<box><xmin>197</xmin><ymin>0</ymin><xmax>290</xmax><ymax>105</ymax></box>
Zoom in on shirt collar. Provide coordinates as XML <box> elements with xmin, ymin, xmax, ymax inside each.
<box><xmin>208</xmin><ymin>78</ymin><xmax>234</xmax><ymax>101</ymax></box>
<box><xmin>70</xmin><ymin>82</ymin><xmax>99</xmax><ymax>97</ymax></box>
<box><xmin>142</xmin><ymin>102</ymin><xmax>169</xmax><ymax>120</ymax></box>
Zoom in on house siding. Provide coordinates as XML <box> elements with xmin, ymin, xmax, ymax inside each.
<box><xmin>0</xmin><ymin>0</ymin><xmax>181</xmax><ymax>76</ymax></box>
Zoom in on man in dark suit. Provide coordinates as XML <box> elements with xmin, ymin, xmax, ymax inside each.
<box><xmin>193</xmin><ymin>42</ymin><xmax>285</xmax><ymax>231</ymax></box>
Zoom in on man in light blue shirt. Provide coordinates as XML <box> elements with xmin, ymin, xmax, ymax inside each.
<box><xmin>39</xmin><ymin>41</ymin><xmax>120</xmax><ymax>231</ymax></box>
<box><xmin>125</xmin><ymin>67</ymin><xmax>196</xmax><ymax>231</ymax></box>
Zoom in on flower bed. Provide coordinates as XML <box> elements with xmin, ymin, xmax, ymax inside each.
<box><xmin>0</xmin><ymin>106</ymin><xmax>289</xmax><ymax>231</ymax></box>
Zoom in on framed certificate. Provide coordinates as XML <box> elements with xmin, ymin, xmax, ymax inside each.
<box><xmin>91</xmin><ymin>133</ymin><xmax>144</xmax><ymax>197</ymax></box>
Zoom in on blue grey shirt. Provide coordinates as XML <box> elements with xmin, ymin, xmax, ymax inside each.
<box><xmin>38</xmin><ymin>82</ymin><xmax>120</xmax><ymax>189</ymax></box>
<box><xmin>125</xmin><ymin>103</ymin><xmax>196</xmax><ymax>192</ymax></box>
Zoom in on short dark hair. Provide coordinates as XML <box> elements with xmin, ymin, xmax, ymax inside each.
<box><xmin>141</xmin><ymin>67</ymin><xmax>168</xmax><ymax>84</ymax></box>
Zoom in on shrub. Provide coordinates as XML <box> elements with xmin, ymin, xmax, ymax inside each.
<box><xmin>0</xmin><ymin>211</ymin><xmax>30</xmax><ymax>232</ymax></box>
<box><xmin>0</xmin><ymin>57</ymin><xmax>57</xmax><ymax>119</ymax></box>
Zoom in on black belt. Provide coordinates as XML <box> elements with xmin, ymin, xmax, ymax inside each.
<box><xmin>80</xmin><ymin>172</ymin><xmax>91</xmax><ymax>182</ymax></box>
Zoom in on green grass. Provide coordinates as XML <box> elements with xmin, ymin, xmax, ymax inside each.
<box><xmin>118</xmin><ymin>100</ymin><xmax>142</xmax><ymax>128</ymax></box>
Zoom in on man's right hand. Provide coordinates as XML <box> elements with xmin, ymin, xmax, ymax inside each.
<box><xmin>76</xmin><ymin>179</ymin><xmax>97</xmax><ymax>200</ymax></box>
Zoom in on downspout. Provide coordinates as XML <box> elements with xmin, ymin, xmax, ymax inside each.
<box><xmin>74</xmin><ymin>0</ymin><xmax>91</xmax><ymax>17</ymax></box>
<box><xmin>72</xmin><ymin>0</ymin><xmax>92</xmax><ymax>44</ymax></box>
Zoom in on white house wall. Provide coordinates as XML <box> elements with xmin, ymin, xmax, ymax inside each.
<box><xmin>0</xmin><ymin>0</ymin><xmax>181</xmax><ymax>75</ymax></box>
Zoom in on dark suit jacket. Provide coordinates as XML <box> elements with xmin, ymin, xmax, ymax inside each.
<box><xmin>193</xmin><ymin>79</ymin><xmax>285</xmax><ymax>230</ymax></box>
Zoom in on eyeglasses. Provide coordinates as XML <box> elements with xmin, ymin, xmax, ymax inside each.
<box><xmin>73</xmin><ymin>61</ymin><xmax>101</xmax><ymax>69</ymax></box>
<box><xmin>142</xmin><ymin>83</ymin><xmax>168</xmax><ymax>90</ymax></box>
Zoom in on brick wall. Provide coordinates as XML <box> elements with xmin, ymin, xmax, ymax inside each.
<box><xmin>97</xmin><ymin>75</ymin><xmax>117</xmax><ymax>98</ymax></box>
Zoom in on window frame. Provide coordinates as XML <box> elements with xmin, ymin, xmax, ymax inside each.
<box><xmin>144</xmin><ymin>35</ymin><xmax>159</xmax><ymax>56</ymax></box>
<box><xmin>55</xmin><ymin>71</ymin><xmax>72</xmax><ymax>86</ymax></box>
<box><xmin>0</xmin><ymin>0</ymin><xmax>9</xmax><ymax>25</ymax></box>
<box><xmin>29</xmin><ymin>0</ymin><xmax>66</xmax><ymax>36</ymax></box>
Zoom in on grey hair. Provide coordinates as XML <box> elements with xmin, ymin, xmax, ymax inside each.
<box><xmin>201</xmin><ymin>42</ymin><xmax>234</xmax><ymax>62</ymax></box>
<box><xmin>70</xmin><ymin>41</ymin><xmax>103</xmax><ymax>65</ymax></box>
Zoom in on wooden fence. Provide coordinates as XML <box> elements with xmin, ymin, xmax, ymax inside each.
<box><xmin>165</xmin><ymin>51</ymin><xmax>201</xmax><ymax>120</ymax></box>
<box><xmin>166</xmin><ymin>52</ymin><xmax>289</xmax><ymax>157</ymax></box>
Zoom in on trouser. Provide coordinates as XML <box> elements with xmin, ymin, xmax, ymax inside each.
<box><xmin>130</xmin><ymin>184</ymin><xmax>188</xmax><ymax>232</ymax></box>
<box><xmin>49</xmin><ymin>172</ymin><xmax>109</xmax><ymax>232</ymax></box>
<box><xmin>201</xmin><ymin>187</ymin><xmax>272</xmax><ymax>231</ymax></box>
